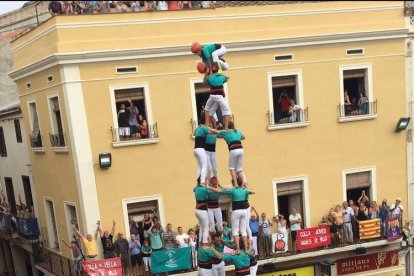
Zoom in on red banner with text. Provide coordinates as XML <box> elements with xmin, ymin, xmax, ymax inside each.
<box><xmin>336</xmin><ymin>250</ymin><xmax>399</xmax><ymax>275</ymax></box>
<box><xmin>296</xmin><ymin>225</ymin><xmax>331</xmax><ymax>251</ymax></box>
<box><xmin>81</xmin><ymin>257</ymin><xmax>123</xmax><ymax>276</ymax></box>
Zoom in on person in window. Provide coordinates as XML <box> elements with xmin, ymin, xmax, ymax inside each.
<box><xmin>379</xmin><ymin>199</ymin><xmax>390</xmax><ymax>238</ymax></box>
<box><xmin>49</xmin><ymin>1</ymin><xmax>63</xmax><ymax>16</ymax></box>
<box><xmin>217</xmin><ymin>121</ymin><xmax>246</xmax><ymax>187</ymax></box>
<box><xmin>147</xmin><ymin>224</ymin><xmax>164</xmax><ymax>251</ymax></box>
<box><xmin>289</xmin><ymin>207</ymin><xmax>301</xmax><ymax>253</ymax></box>
<box><xmin>129</xmin><ymin>234</ymin><xmax>143</xmax><ymax>276</ymax></box>
<box><xmin>138</xmin><ymin>114</ymin><xmax>149</xmax><ymax>139</ymax></box>
<box><xmin>357</xmin><ymin>190</ymin><xmax>370</xmax><ymax>209</ymax></box>
<box><xmin>249</xmin><ymin>206</ymin><xmax>260</xmax><ymax>244</ymax></box>
<box><xmin>98</xmin><ymin>220</ymin><xmax>116</xmax><ymax>259</ymax></box>
<box><xmin>344</xmin><ymin>89</ymin><xmax>352</xmax><ymax>115</ymax></box>
<box><xmin>162</xmin><ymin>223</ymin><xmax>177</xmax><ymax>250</ymax></box>
<box><xmin>62</xmin><ymin>238</ymin><xmax>83</xmax><ymax>276</ymax></box>
<box><xmin>330</xmin><ymin>205</ymin><xmax>343</xmax><ymax>247</ymax></box>
<box><xmin>278</xmin><ymin>92</ymin><xmax>291</xmax><ymax>120</ymax></box>
<box><xmin>79</xmin><ymin>1</ymin><xmax>98</xmax><ymax>14</ymax></box>
<box><xmin>369</xmin><ymin>201</ymin><xmax>379</xmax><ymax>219</ymax></box>
<box><xmin>62</xmin><ymin>1</ymin><xmax>75</xmax><ymax>14</ymax></box>
<box><xmin>156</xmin><ymin>1</ymin><xmax>168</xmax><ymax>10</ymax></box>
<box><xmin>72</xmin><ymin>1</ymin><xmax>83</xmax><ymax>14</ymax></box>
<box><xmin>141</xmin><ymin>239</ymin><xmax>152</xmax><ymax>275</ymax></box>
<box><xmin>127</xmin><ymin>100</ymin><xmax>140</xmax><ymax>140</ymax></box>
<box><xmin>274</xmin><ymin>214</ymin><xmax>288</xmax><ymax>253</ymax></box>
<box><xmin>259</xmin><ymin>212</ymin><xmax>273</xmax><ymax>259</ymax></box>
<box><xmin>358</xmin><ymin>91</ymin><xmax>369</xmax><ymax>115</ymax></box>
<box><xmin>182</xmin><ymin>1</ymin><xmax>192</xmax><ymax>9</ymax></box>
<box><xmin>342</xmin><ymin>201</ymin><xmax>354</xmax><ymax>245</ymax></box>
<box><xmin>168</xmin><ymin>1</ymin><xmax>182</xmax><ymax>10</ymax></box>
<box><xmin>131</xmin><ymin>1</ymin><xmax>141</xmax><ymax>11</ymax></box>
<box><xmin>349</xmin><ymin>199</ymin><xmax>359</xmax><ymax>243</ymax></box>
<box><xmin>144</xmin><ymin>1</ymin><xmax>156</xmax><ymax>10</ymax></box>
<box><xmin>118</xmin><ymin>103</ymin><xmax>130</xmax><ymax>140</ymax></box>
<box><xmin>390</xmin><ymin>197</ymin><xmax>404</xmax><ymax>228</ymax></box>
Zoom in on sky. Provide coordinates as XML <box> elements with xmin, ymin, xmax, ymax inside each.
<box><xmin>0</xmin><ymin>1</ymin><xmax>29</xmax><ymax>16</ymax></box>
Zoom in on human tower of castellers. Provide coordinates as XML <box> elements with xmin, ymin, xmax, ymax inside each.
<box><xmin>190</xmin><ymin>42</ymin><xmax>257</xmax><ymax>276</ymax></box>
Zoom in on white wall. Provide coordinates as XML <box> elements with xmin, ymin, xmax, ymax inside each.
<box><xmin>0</xmin><ymin>112</ymin><xmax>36</xmax><ymax>211</ymax></box>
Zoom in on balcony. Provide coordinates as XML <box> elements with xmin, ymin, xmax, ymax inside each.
<box><xmin>0</xmin><ymin>212</ymin><xmax>17</xmax><ymax>238</ymax></box>
<box><xmin>34</xmin><ymin>241</ymin><xmax>76</xmax><ymax>276</ymax></box>
<box><xmin>267</xmin><ymin>107</ymin><xmax>309</xmax><ymax>131</ymax></box>
<box><xmin>17</xmin><ymin>217</ymin><xmax>40</xmax><ymax>240</ymax></box>
<box><xmin>338</xmin><ymin>100</ymin><xmax>377</xmax><ymax>122</ymax></box>
<box><xmin>111</xmin><ymin>123</ymin><xmax>159</xmax><ymax>147</ymax></box>
<box><xmin>49</xmin><ymin>133</ymin><xmax>69</xmax><ymax>152</ymax></box>
<box><xmin>29</xmin><ymin>133</ymin><xmax>44</xmax><ymax>152</ymax></box>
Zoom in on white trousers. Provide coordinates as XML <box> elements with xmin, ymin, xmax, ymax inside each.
<box><xmin>229</xmin><ymin>148</ymin><xmax>244</xmax><ymax>172</ymax></box>
<box><xmin>218</xmin><ymin>59</ymin><xmax>229</xmax><ymax>71</ymax></box>
<box><xmin>231</xmin><ymin>209</ymin><xmax>247</xmax><ymax>237</ymax></box>
<box><xmin>208</xmin><ymin>207</ymin><xmax>223</xmax><ymax>232</ymax></box>
<box><xmin>191</xmin><ymin>246</ymin><xmax>197</xmax><ymax>267</ymax></box>
<box><xmin>250</xmin><ymin>264</ymin><xmax>258</xmax><ymax>276</ymax></box>
<box><xmin>205</xmin><ymin>95</ymin><xmax>232</xmax><ymax>117</ymax></box>
<box><xmin>195</xmin><ymin>209</ymin><xmax>210</xmax><ymax>244</ymax></box>
<box><xmin>206</xmin><ymin>151</ymin><xmax>218</xmax><ymax>180</ymax></box>
<box><xmin>143</xmin><ymin>256</ymin><xmax>151</xmax><ymax>271</ymax></box>
<box><xmin>194</xmin><ymin>148</ymin><xmax>208</xmax><ymax>184</ymax></box>
<box><xmin>212</xmin><ymin>45</ymin><xmax>226</xmax><ymax>63</ymax></box>
<box><xmin>245</xmin><ymin>207</ymin><xmax>252</xmax><ymax>239</ymax></box>
<box><xmin>212</xmin><ymin>261</ymin><xmax>225</xmax><ymax>276</ymax></box>
<box><xmin>199</xmin><ymin>268</ymin><xmax>213</xmax><ymax>276</ymax></box>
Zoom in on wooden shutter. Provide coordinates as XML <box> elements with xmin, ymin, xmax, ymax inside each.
<box><xmin>115</xmin><ymin>88</ymin><xmax>144</xmax><ymax>102</ymax></box>
<box><xmin>346</xmin><ymin>171</ymin><xmax>371</xmax><ymax>189</ymax></box>
<box><xmin>277</xmin><ymin>181</ymin><xmax>303</xmax><ymax>196</ymax></box>
<box><xmin>272</xmin><ymin>75</ymin><xmax>296</xmax><ymax>88</ymax></box>
<box><xmin>343</xmin><ymin>69</ymin><xmax>365</xmax><ymax>79</ymax></box>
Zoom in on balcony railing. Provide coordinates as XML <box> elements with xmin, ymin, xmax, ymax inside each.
<box><xmin>34</xmin><ymin>240</ymin><xmax>77</xmax><ymax>276</ymax></box>
<box><xmin>268</xmin><ymin>107</ymin><xmax>309</xmax><ymax>125</ymax></box>
<box><xmin>190</xmin><ymin>116</ymin><xmax>235</xmax><ymax>135</ymax></box>
<box><xmin>29</xmin><ymin>133</ymin><xmax>43</xmax><ymax>148</ymax></box>
<box><xmin>17</xmin><ymin>218</ymin><xmax>40</xmax><ymax>240</ymax></box>
<box><xmin>0</xmin><ymin>212</ymin><xmax>16</xmax><ymax>234</ymax></box>
<box><xmin>111</xmin><ymin>123</ymin><xmax>158</xmax><ymax>142</ymax></box>
<box><xmin>338</xmin><ymin>100</ymin><xmax>377</xmax><ymax>118</ymax></box>
<box><xmin>49</xmin><ymin>133</ymin><xmax>67</xmax><ymax>147</ymax></box>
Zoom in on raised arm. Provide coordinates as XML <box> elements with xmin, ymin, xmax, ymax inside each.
<box><xmin>61</xmin><ymin>239</ymin><xmax>71</xmax><ymax>249</ymax></box>
<box><xmin>73</xmin><ymin>224</ymin><xmax>85</xmax><ymax>240</ymax></box>
<box><xmin>210</xmin><ymin>247</ymin><xmax>223</xmax><ymax>260</ymax></box>
<box><xmin>252</xmin><ymin>207</ymin><xmax>259</xmax><ymax>218</ymax></box>
<box><xmin>111</xmin><ymin>220</ymin><xmax>116</xmax><ymax>237</ymax></box>
<box><xmin>95</xmin><ymin>221</ymin><xmax>100</xmax><ymax>239</ymax></box>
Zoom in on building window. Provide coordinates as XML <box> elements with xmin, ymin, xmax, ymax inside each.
<box><xmin>122</xmin><ymin>196</ymin><xmax>165</xmax><ymax>238</ymax></box>
<box><xmin>345</xmin><ymin>170</ymin><xmax>374</xmax><ymax>206</ymax></box>
<box><xmin>48</xmin><ymin>96</ymin><xmax>66</xmax><ymax>147</ymax></box>
<box><xmin>22</xmin><ymin>176</ymin><xmax>33</xmax><ymax>208</ymax></box>
<box><xmin>4</xmin><ymin>177</ymin><xmax>16</xmax><ymax>214</ymax></box>
<box><xmin>14</xmin><ymin>119</ymin><xmax>22</xmax><ymax>143</ymax></box>
<box><xmin>339</xmin><ymin>65</ymin><xmax>375</xmax><ymax>118</ymax></box>
<box><xmin>267</xmin><ymin>71</ymin><xmax>307</xmax><ymax>126</ymax></box>
<box><xmin>44</xmin><ymin>199</ymin><xmax>60</xmax><ymax>250</ymax></box>
<box><xmin>110</xmin><ymin>85</ymin><xmax>158</xmax><ymax>143</ymax></box>
<box><xmin>273</xmin><ymin>177</ymin><xmax>310</xmax><ymax>229</ymax></box>
<box><xmin>28</xmin><ymin>101</ymin><xmax>42</xmax><ymax>148</ymax></box>
<box><xmin>0</xmin><ymin>127</ymin><xmax>7</xmax><ymax>157</ymax></box>
<box><xmin>190</xmin><ymin>79</ymin><xmax>229</xmax><ymax>133</ymax></box>
<box><xmin>64</xmin><ymin>203</ymin><xmax>78</xmax><ymax>241</ymax></box>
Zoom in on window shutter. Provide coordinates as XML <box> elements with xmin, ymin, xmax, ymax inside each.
<box><xmin>343</xmin><ymin>69</ymin><xmax>365</xmax><ymax>79</ymax></box>
<box><xmin>272</xmin><ymin>75</ymin><xmax>296</xmax><ymax>88</ymax></box>
<box><xmin>115</xmin><ymin>88</ymin><xmax>144</xmax><ymax>102</ymax></box>
<box><xmin>277</xmin><ymin>181</ymin><xmax>303</xmax><ymax>196</ymax></box>
<box><xmin>346</xmin><ymin>171</ymin><xmax>371</xmax><ymax>189</ymax></box>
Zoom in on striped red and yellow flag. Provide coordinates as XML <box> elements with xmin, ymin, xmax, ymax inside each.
<box><xmin>359</xmin><ymin>218</ymin><xmax>381</xmax><ymax>240</ymax></box>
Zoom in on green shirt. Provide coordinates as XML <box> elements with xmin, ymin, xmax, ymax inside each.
<box><xmin>206</xmin><ymin>134</ymin><xmax>217</xmax><ymax>145</ymax></box>
<box><xmin>207</xmin><ymin>191</ymin><xmax>221</xmax><ymax>201</ymax></box>
<box><xmin>198</xmin><ymin>247</ymin><xmax>215</xmax><ymax>262</ymax></box>
<box><xmin>217</xmin><ymin>130</ymin><xmax>243</xmax><ymax>145</ymax></box>
<box><xmin>223</xmin><ymin>227</ymin><xmax>232</xmax><ymax>242</ymax></box>
<box><xmin>147</xmin><ymin>230</ymin><xmax>163</xmax><ymax>250</ymax></box>
<box><xmin>193</xmin><ymin>186</ymin><xmax>210</xmax><ymax>201</ymax></box>
<box><xmin>222</xmin><ymin>252</ymin><xmax>251</xmax><ymax>269</ymax></box>
<box><xmin>201</xmin><ymin>43</ymin><xmax>217</xmax><ymax>62</ymax></box>
<box><xmin>214</xmin><ymin>244</ymin><xmax>224</xmax><ymax>254</ymax></box>
<box><xmin>194</xmin><ymin>125</ymin><xmax>210</xmax><ymax>138</ymax></box>
<box><xmin>207</xmin><ymin>73</ymin><xmax>228</xmax><ymax>88</ymax></box>
<box><xmin>222</xmin><ymin>187</ymin><xmax>249</xmax><ymax>202</ymax></box>
<box><xmin>141</xmin><ymin>245</ymin><xmax>152</xmax><ymax>254</ymax></box>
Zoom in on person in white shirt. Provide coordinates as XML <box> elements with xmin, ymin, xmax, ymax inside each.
<box><xmin>175</xmin><ymin>226</ymin><xmax>190</xmax><ymax>248</ymax></box>
<box><xmin>342</xmin><ymin>201</ymin><xmax>355</xmax><ymax>244</ymax></box>
<box><xmin>390</xmin><ymin>198</ymin><xmax>404</xmax><ymax>227</ymax></box>
<box><xmin>289</xmin><ymin>208</ymin><xmax>302</xmax><ymax>253</ymax></box>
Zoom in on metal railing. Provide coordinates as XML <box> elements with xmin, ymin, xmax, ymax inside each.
<box><xmin>111</xmin><ymin>123</ymin><xmax>158</xmax><ymax>142</ymax></box>
<box><xmin>49</xmin><ymin>133</ymin><xmax>67</xmax><ymax>147</ymax></box>
<box><xmin>34</xmin><ymin>241</ymin><xmax>76</xmax><ymax>276</ymax></box>
<box><xmin>268</xmin><ymin>107</ymin><xmax>309</xmax><ymax>125</ymax></box>
<box><xmin>0</xmin><ymin>212</ymin><xmax>16</xmax><ymax>234</ymax></box>
<box><xmin>338</xmin><ymin>100</ymin><xmax>377</xmax><ymax>118</ymax></box>
<box><xmin>190</xmin><ymin>115</ymin><xmax>235</xmax><ymax>135</ymax></box>
<box><xmin>29</xmin><ymin>133</ymin><xmax>43</xmax><ymax>148</ymax></box>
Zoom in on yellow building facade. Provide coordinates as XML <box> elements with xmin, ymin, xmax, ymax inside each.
<box><xmin>9</xmin><ymin>1</ymin><xmax>410</xmax><ymax>275</ymax></box>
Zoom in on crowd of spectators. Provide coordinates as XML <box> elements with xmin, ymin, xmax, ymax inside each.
<box><xmin>48</xmin><ymin>1</ymin><xmax>215</xmax><ymax>15</ymax></box>
<box><xmin>0</xmin><ymin>194</ymin><xmax>36</xmax><ymax>235</ymax></box>
<box><xmin>63</xmin><ymin>194</ymin><xmax>404</xmax><ymax>274</ymax></box>
<box><xmin>117</xmin><ymin>100</ymin><xmax>149</xmax><ymax>141</ymax></box>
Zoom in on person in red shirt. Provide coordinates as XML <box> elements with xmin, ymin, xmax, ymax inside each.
<box><xmin>168</xmin><ymin>1</ymin><xmax>182</xmax><ymax>10</ymax></box>
<box><xmin>278</xmin><ymin>92</ymin><xmax>291</xmax><ymax>120</ymax></box>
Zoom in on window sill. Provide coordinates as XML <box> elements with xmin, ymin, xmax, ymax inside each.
<box><xmin>31</xmin><ymin>147</ymin><xmax>45</xmax><ymax>153</ymax></box>
<box><xmin>112</xmin><ymin>138</ymin><xmax>159</xmax><ymax>148</ymax></box>
<box><xmin>267</xmin><ymin>122</ymin><xmax>309</xmax><ymax>131</ymax></box>
<box><xmin>338</xmin><ymin>114</ymin><xmax>377</xmax><ymax>123</ymax></box>
<box><xmin>51</xmin><ymin>147</ymin><xmax>69</xmax><ymax>153</ymax></box>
